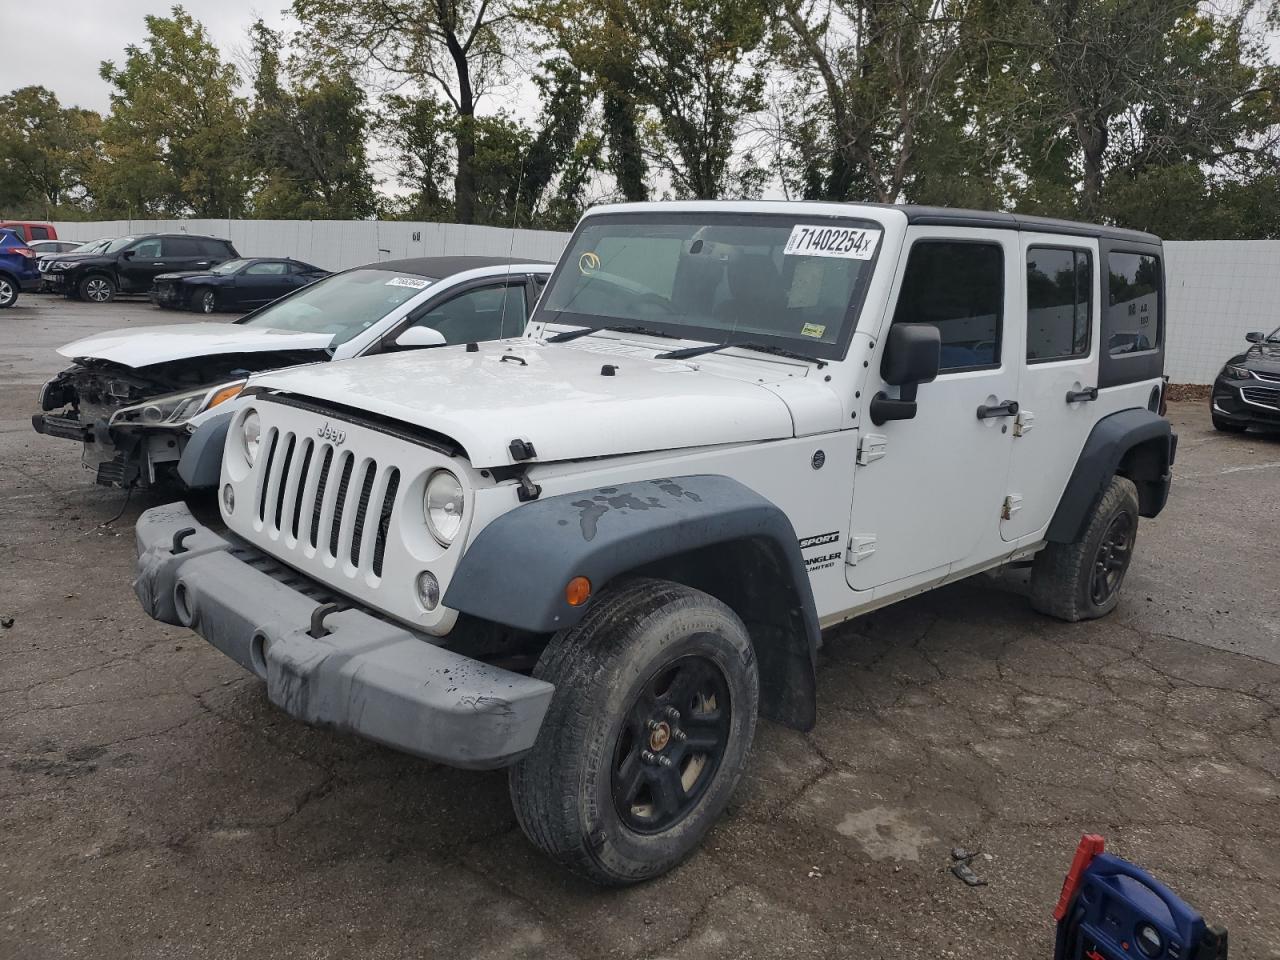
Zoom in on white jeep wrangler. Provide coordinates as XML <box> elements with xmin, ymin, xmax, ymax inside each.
<box><xmin>134</xmin><ymin>201</ymin><xmax>1175</xmax><ymax>885</ymax></box>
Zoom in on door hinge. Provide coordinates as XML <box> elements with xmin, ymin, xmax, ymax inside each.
<box><xmin>857</xmin><ymin>433</ymin><xmax>887</xmax><ymax>465</ymax></box>
<box><xmin>846</xmin><ymin>534</ymin><xmax>877</xmax><ymax>566</ymax></box>
<box><xmin>1013</xmin><ymin>410</ymin><xmax>1036</xmax><ymax>437</ymax></box>
<box><xmin>1001</xmin><ymin>495</ymin><xmax>1023</xmax><ymax>520</ymax></box>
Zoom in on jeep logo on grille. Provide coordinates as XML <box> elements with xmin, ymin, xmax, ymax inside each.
<box><xmin>316</xmin><ymin>422</ymin><xmax>346</xmax><ymax>445</ymax></box>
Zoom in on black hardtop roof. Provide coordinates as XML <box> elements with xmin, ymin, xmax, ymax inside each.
<box><xmin>356</xmin><ymin>255</ymin><xmax>553</xmax><ymax>278</ymax></box>
<box><xmin>888</xmin><ymin>205</ymin><xmax>1161</xmax><ymax>245</ymax></box>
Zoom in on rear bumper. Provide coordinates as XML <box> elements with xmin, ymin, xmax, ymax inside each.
<box><xmin>134</xmin><ymin>503</ymin><xmax>554</xmax><ymax>769</ymax></box>
<box><xmin>18</xmin><ymin>274</ymin><xmax>40</xmax><ymax>292</ymax></box>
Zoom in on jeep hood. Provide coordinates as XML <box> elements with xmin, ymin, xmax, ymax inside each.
<box><xmin>58</xmin><ymin>323</ymin><xmax>335</xmax><ymax>367</ymax></box>
<box><xmin>252</xmin><ymin>340</ymin><xmax>814</xmax><ymax>467</ymax></box>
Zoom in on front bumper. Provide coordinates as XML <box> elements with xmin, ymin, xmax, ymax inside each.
<box><xmin>1212</xmin><ymin>377</ymin><xmax>1280</xmax><ymax>426</ymax></box>
<box><xmin>134</xmin><ymin>503</ymin><xmax>554</xmax><ymax>768</ymax></box>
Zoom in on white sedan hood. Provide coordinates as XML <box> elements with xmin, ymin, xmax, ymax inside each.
<box><xmin>251</xmin><ymin>339</ymin><xmax>805</xmax><ymax>467</ymax></box>
<box><xmin>57</xmin><ymin>323</ymin><xmax>334</xmax><ymax>367</ymax></box>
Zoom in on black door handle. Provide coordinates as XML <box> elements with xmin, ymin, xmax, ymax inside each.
<box><xmin>976</xmin><ymin>399</ymin><xmax>1019</xmax><ymax>420</ymax></box>
<box><xmin>1066</xmin><ymin>387</ymin><xmax>1099</xmax><ymax>403</ymax></box>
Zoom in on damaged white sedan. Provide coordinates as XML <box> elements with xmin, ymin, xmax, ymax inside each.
<box><xmin>32</xmin><ymin>257</ymin><xmax>550</xmax><ymax>488</ymax></box>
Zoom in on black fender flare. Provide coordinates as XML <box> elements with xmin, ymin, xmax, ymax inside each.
<box><xmin>1046</xmin><ymin>408</ymin><xmax>1176</xmax><ymax>544</ymax></box>
<box><xmin>444</xmin><ymin>475</ymin><xmax>821</xmax><ymax>730</ymax></box>
<box><xmin>177</xmin><ymin>409</ymin><xmax>233</xmax><ymax>489</ymax></box>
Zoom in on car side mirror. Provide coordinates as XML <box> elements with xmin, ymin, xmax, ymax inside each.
<box><xmin>1245</xmin><ymin>331</ymin><xmax>1264</xmax><ymax>343</ymax></box>
<box><xmin>869</xmin><ymin>323</ymin><xmax>941</xmax><ymax>426</ymax></box>
<box><xmin>120</xmin><ymin>249</ymin><xmax>135</xmax><ymax>260</ymax></box>
<box><xmin>394</xmin><ymin>325</ymin><xmax>447</xmax><ymax>349</ymax></box>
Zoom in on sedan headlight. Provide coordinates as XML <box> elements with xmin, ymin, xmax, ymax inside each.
<box><xmin>1222</xmin><ymin>363</ymin><xmax>1252</xmax><ymax>380</ymax></box>
<box><xmin>109</xmin><ymin>380</ymin><xmax>246</xmax><ymax>429</ymax></box>
<box><xmin>52</xmin><ymin>261</ymin><xmax>74</xmax><ymax>270</ymax></box>
<box><xmin>241</xmin><ymin>409</ymin><xmax>262</xmax><ymax>466</ymax></box>
<box><xmin>424</xmin><ymin>470</ymin><xmax>464</xmax><ymax>546</ymax></box>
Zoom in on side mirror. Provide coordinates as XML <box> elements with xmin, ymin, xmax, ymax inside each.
<box><xmin>120</xmin><ymin>249</ymin><xmax>135</xmax><ymax>260</ymax></box>
<box><xmin>869</xmin><ymin>323</ymin><xmax>941</xmax><ymax>426</ymax></box>
<box><xmin>394</xmin><ymin>325</ymin><xmax>447</xmax><ymax>349</ymax></box>
<box><xmin>1245</xmin><ymin>331</ymin><xmax>1265</xmax><ymax>343</ymax></box>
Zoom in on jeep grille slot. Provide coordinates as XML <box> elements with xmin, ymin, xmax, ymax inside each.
<box><xmin>272</xmin><ymin>434</ymin><xmax>297</xmax><ymax>531</ymax></box>
<box><xmin>290</xmin><ymin>439</ymin><xmax>314</xmax><ymax>539</ymax></box>
<box><xmin>256</xmin><ymin>430</ymin><xmax>280</xmax><ymax>523</ymax></box>
<box><xmin>372</xmin><ymin>469</ymin><xmax>400</xmax><ymax>577</ymax></box>
<box><xmin>349</xmin><ymin>459</ymin><xmax>378</xmax><ymax>566</ymax></box>
<box><xmin>328</xmin><ymin>452</ymin><xmax>355</xmax><ymax>559</ymax></box>
<box><xmin>310</xmin><ymin>445</ymin><xmax>334</xmax><ymax>548</ymax></box>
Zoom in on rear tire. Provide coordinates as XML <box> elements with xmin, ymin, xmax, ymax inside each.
<box><xmin>1030</xmin><ymin>475</ymin><xmax>1140</xmax><ymax>622</ymax></box>
<box><xmin>0</xmin><ymin>275</ymin><xmax>16</xmax><ymax>308</ymax></box>
<box><xmin>509</xmin><ymin>578</ymin><xmax>759</xmax><ymax>886</ymax></box>
<box><xmin>1212</xmin><ymin>414</ymin><xmax>1247</xmax><ymax>433</ymax></box>
<box><xmin>79</xmin><ymin>275</ymin><xmax>115</xmax><ymax>303</ymax></box>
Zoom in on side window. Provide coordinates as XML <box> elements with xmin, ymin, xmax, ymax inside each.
<box><xmin>1026</xmin><ymin>247</ymin><xmax>1091</xmax><ymax>362</ymax></box>
<box><xmin>1105</xmin><ymin>253</ymin><xmax>1161</xmax><ymax>356</ymax></box>
<box><xmin>165</xmin><ymin>237</ymin><xmax>201</xmax><ymax>257</ymax></box>
<box><xmin>891</xmin><ymin>241</ymin><xmax>1003</xmax><ymax>371</ymax></box>
<box><xmin>205</xmin><ymin>240</ymin><xmax>233</xmax><ymax>258</ymax></box>
<box><xmin>132</xmin><ymin>238</ymin><xmax>163</xmax><ymax>258</ymax></box>
<box><xmin>246</xmin><ymin>261</ymin><xmax>287</xmax><ymax>276</ymax></box>
<box><xmin>408</xmin><ymin>283</ymin><xmax>529</xmax><ymax>345</ymax></box>
<box><xmin>30</xmin><ymin>226</ymin><xmax>50</xmax><ymax>240</ymax></box>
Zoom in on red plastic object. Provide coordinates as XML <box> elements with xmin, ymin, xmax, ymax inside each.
<box><xmin>1054</xmin><ymin>834</ymin><xmax>1106</xmax><ymax>922</ymax></box>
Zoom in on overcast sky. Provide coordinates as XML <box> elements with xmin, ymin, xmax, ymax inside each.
<box><xmin>0</xmin><ymin>2</ymin><xmax>292</xmax><ymax>112</ymax></box>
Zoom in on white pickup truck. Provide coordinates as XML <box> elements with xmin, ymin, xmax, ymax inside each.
<box><xmin>134</xmin><ymin>202</ymin><xmax>1175</xmax><ymax>885</ymax></box>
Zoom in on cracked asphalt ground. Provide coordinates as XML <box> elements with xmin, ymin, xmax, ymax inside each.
<box><xmin>3</xmin><ymin>296</ymin><xmax>1279</xmax><ymax>959</ymax></box>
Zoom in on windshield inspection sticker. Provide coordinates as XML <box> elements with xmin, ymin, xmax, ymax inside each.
<box><xmin>784</xmin><ymin>224</ymin><xmax>879</xmax><ymax>260</ymax></box>
<box><xmin>386</xmin><ymin>276</ymin><xmax>431</xmax><ymax>289</ymax></box>
<box><xmin>801</xmin><ymin>323</ymin><xmax>826</xmax><ymax>339</ymax></box>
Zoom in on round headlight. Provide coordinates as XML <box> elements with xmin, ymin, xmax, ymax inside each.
<box><xmin>241</xmin><ymin>409</ymin><xmax>262</xmax><ymax>465</ymax></box>
<box><xmin>423</xmin><ymin>470</ymin><xmax>464</xmax><ymax>545</ymax></box>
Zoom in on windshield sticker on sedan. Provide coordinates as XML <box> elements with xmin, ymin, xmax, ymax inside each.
<box><xmin>800</xmin><ymin>323</ymin><xmax>826</xmax><ymax>338</ymax></box>
<box><xmin>784</xmin><ymin>225</ymin><xmax>879</xmax><ymax>260</ymax></box>
<box><xmin>385</xmin><ymin>276</ymin><xmax>431</xmax><ymax>289</ymax></box>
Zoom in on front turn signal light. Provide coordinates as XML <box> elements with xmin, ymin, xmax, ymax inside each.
<box><xmin>207</xmin><ymin>383</ymin><xmax>245</xmax><ymax>409</ymax></box>
<box><xmin>565</xmin><ymin>576</ymin><xmax>591</xmax><ymax>607</ymax></box>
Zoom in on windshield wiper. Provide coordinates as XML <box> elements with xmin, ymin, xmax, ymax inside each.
<box><xmin>545</xmin><ymin>323</ymin><xmax>681</xmax><ymax>343</ymax></box>
<box><xmin>657</xmin><ymin>341</ymin><xmax>825</xmax><ymax>366</ymax></box>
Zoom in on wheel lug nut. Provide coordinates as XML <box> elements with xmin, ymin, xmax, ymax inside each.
<box><xmin>672</xmin><ymin>729</ymin><xmax>686</xmax><ymax>742</ymax></box>
<box><xmin>647</xmin><ymin>719</ymin><xmax>662</xmax><ymax>730</ymax></box>
<box><xmin>658</xmin><ymin>756</ymin><xmax>674</xmax><ymax>768</ymax></box>
<box><xmin>663</xmin><ymin>707</ymin><xmax>681</xmax><ymax>721</ymax></box>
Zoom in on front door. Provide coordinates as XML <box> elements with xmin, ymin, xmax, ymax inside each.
<box><xmin>119</xmin><ymin>237</ymin><xmax>165</xmax><ymax>291</ymax></box>
<box><xmin>1000</xmin><ymin>235</ymin><xmax>1101</xmax><ymax>541</ymax></box>
<box><xmin>847</xmin><ymin>229</ymin><xmax>1022</xmax><ymax>593</ymax></box>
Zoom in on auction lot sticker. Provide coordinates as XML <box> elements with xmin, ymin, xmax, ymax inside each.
<box><xmin>386</xmin><ymin>276</ymin><xmax>431</xmax><ymax>289</ymax></box>
<box><xmin>784</xmin><ymin>224</ymin><xmax>879</xmax><ymax>260</ymax></box>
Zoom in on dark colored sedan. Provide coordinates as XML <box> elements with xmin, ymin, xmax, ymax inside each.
<box><xmin>1211</xmin><ymin>326</ymin><xmax>1280</xmax><ymax>432</ymax></box>
<box><xmin>153</xmin><ymin>258</ymin><xmax>330</xmax><ymax>313</ymax></box>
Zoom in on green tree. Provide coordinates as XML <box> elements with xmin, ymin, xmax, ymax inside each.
<box><xmin>293</xmin><ymin>0</ymin><xmax>520</xmax><ymax>224</ymax></box>
<box><xmin>246</xmin><ymin>22</ymin><xmax>379</xmax><ymax>219</ymax></box>
<box><xmin>0</xmin><ymin>87</ymin><xmax>101</xmax><ymax>214</ymax></box>
<box><xmin>97</xmin><ymin>5</ymin><xmax>248</xmax><ymax>216</ymax></box>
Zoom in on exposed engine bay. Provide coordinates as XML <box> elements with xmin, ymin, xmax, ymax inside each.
<box><xmin>36</xmin><ymin>349</ymin><xmax>328</xmax><ymax>487</ymax></box>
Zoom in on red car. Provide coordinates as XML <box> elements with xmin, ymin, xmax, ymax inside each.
<box><xmin>0</xmin><ymin>221</ymin><xmax>58</xmax><ymax>243</ymax></box>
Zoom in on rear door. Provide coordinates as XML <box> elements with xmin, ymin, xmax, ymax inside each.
<box><xmin>1000</xmin><ymin>235</ymin><xmax>1100</xmax><ymax>541</ymax></box>
<box><xmin>847</xmin><ymin>229</ymin><xmax>1023</xmax><ymax>594</ymax></box>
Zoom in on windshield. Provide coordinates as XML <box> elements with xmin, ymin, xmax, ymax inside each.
<box><xmin>104</xmin><ymin>237</ymin><xmax>137</xmax><ymax>253</ymax></box>
<box><xmin>71</xmin><ymin>238</ymin><xmax>110</xmax><ymax>254</ymax></box>
<box><xmin>536</xmin><ymin>212</ymin><xmax>882</xmax><ymax>359</ymax></box>
<box><xmin>1268</xmin><ymin>325</ymin><xmax>1280</xmax><ymax>342</ymax></box>
<box><xmin>211</xmin><ymin>259</ymin><xmax>249</xmax><ymax>275</ymax></box>
<box><xmin>237</xmin><ymin>268</ymin><xmax>437</xmax><ymax>344</ymax></box>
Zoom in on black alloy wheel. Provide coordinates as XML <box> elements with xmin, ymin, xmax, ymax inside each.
<box><xmin>612</xmin><ymin>655</ymin><xmax>732</xmax><ymax>834</ymax></box>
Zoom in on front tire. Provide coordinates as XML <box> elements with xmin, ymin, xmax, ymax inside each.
<box><xmin>79</xmin><ymin>275</ymin><xmax>115</xmax><ymax>303</ymax></box>
<box><xmin>197</xmin><ymin>289</ymin><xmax>217</xmax><ymax>314</ymax></box>
<box><xmin>1030</xmin><ymin>475</ymin><xmax>1140</xmax><ymax>622</ymax></box>
<box><xmin>510</xmin><ymin>578</ymin><xmax>759</xmax><ymax>886</ymax></box>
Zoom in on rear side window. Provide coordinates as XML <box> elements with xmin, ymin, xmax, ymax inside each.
<box><xmin>1106</xmin><ymin>253</ymin><xmax>1160</xmax><ymax>356</ymax></box>
<box><xmin>204</xmin><ymin>239</ymin><xmax>233</xmax><ymax>257</ymax></box>
<box><xmin>892</xmin><ymin>241</ymin><xmax>1003</xmax><ymax>371</ymax></box>
<box><xmin>1026</xmin><ymin>247</ymin><xmax>1091</xmax><ymax>362</ymax></box>
<box><xmin>164</xmin><ymin>237</ymin><xmax>200</xmax><ymax>257</ymax></box>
